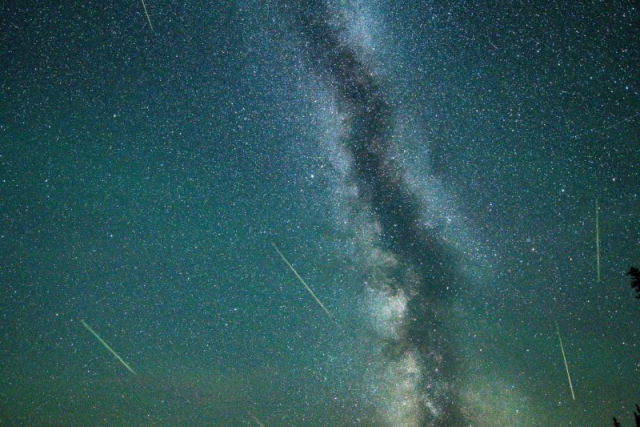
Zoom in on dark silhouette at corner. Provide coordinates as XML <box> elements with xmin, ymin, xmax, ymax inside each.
<box><xmin>611</xmin><ymin>270</ymin><xmax>640</xmax><ymax>426</ymax></box>
<box><xmin>627</xmin><ymin>267</ymin><xmax>640</xmax><ymax>299</ymax></box>
<box><xmin>612</xmin><ymin>404</ymin><xmax>640</xmax><ymax>426</ymax></box>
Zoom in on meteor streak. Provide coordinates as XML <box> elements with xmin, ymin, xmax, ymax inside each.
<box><xmin>80</xmin><ymin>319</ymin><xmax>137</xmax><ymax>375</ymax></box>
<box><xmin>555</xmin><ymin>321</ymin><xmax>575</xmax><ymax>401</ymax></box>
<box><xmin>271</xmin><ymin>242</ymin><xmax>333</xmax><ymax>319</ymax></box>
<box><xmin>141</xmin><ymin>0</ymin><xmax>154</xmax><ymax>31</ymax></box>
<box><xmin>595</xmin><ymin>199</ymin><xmax>600</xmax><ymax>283</ymax></box>
<box><xmin>248</xmin><ymin>411</ymin><xmax>265</xmax><ymax>427</ymax></box>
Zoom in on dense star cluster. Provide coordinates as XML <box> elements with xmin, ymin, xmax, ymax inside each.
<box><xmin>1</xmin><ymin>0</ymin><xmax>638</xmax><ymax>425</ymax></box>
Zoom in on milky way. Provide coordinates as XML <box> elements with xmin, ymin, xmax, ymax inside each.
<box><xmin>280</xmin><ymin>2</ymin><xmax>465</xmax><ymax>424</ymax></box>
<box><xmin>1</xmin><ymin>0</ymin><xmax>638</xmax><ymax>424</ymax></box>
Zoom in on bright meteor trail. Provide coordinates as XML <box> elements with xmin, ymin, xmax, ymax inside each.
<box><xmin>81</xmin><ymin>319</ymin><xmax>137</xmax><ymax>376</ymax></box>
<box><xmin>595</xmin><ymin>199</ymin><xmax>601</xmax><ymax>283</ymax></box>
<box><xmin>272</xmin><ymin>242</ymin><xmax>333</xmax><ymax>319</ymax></box>
<box><xmin>555</xmin><ymin>321</ymin><xmax>576</xmax><ymax>401</ymax></box>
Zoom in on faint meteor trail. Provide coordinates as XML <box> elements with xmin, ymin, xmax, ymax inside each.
<box><xmin>248</xmin><ymin>411</ymin><xmax>265</xmax><ymax>427</ymax></box>
<box><xmin>555</xmin><ymin>321</ymin><xmax>575</xmax><ymax>400</ymax></box>
<box><xmin>141</xmin><ymin>0</ymin><xmax>154</xmax><ymax>31</ymax></box>
<box><xmin>80</xmin><ymin>319</ymin><xmax>137</xmax><ymax>375</ymax></box>
<box><xmin>595</xmin><ymin>199</ymin><xmax>600</xmax><ymax>283</ymax></box>
<box><xmin>272</xmin><ymin>242</ymin><xmax>333</xmax><ymax>319</ymax></box>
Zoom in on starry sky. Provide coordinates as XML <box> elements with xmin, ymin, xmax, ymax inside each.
<box><xmin>1</xmin><ymin>0</ymin><xmax>639</xmax><ymax>425</ymax></box>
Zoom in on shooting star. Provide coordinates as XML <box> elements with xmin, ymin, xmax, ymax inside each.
<box><xmin>271</xmin><ymin>242</ymin><xmax>333</xmax><ymax>319</ymax></box>
<box><xmin>555</xmin><ymin>321</ymin><xmax>575</xmax><ymax>401</ymax></box>
<box><xmin>595</xmin><ymin>198</ymin><xmax>601</xmax><ymax>283</ymax></box>
<box><xmin>141</xmin><ymin>0</ymin><xmax>154</xmax><ymax>31</ymax></box>
<box><xmin>248</xmin><ymin>411</ymin><xmax>266</xmax><ymax>427</ymax></box>
<box><xmin>80</xmin><ymin>319</ymin><xmax>137</xmax><ymax>375</ymax></box>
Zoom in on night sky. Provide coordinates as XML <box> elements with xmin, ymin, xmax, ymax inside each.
<box><xmin>1</xmin><ymin>1</ymin><xmax>639</xmax><ymax>425</ymax></box>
